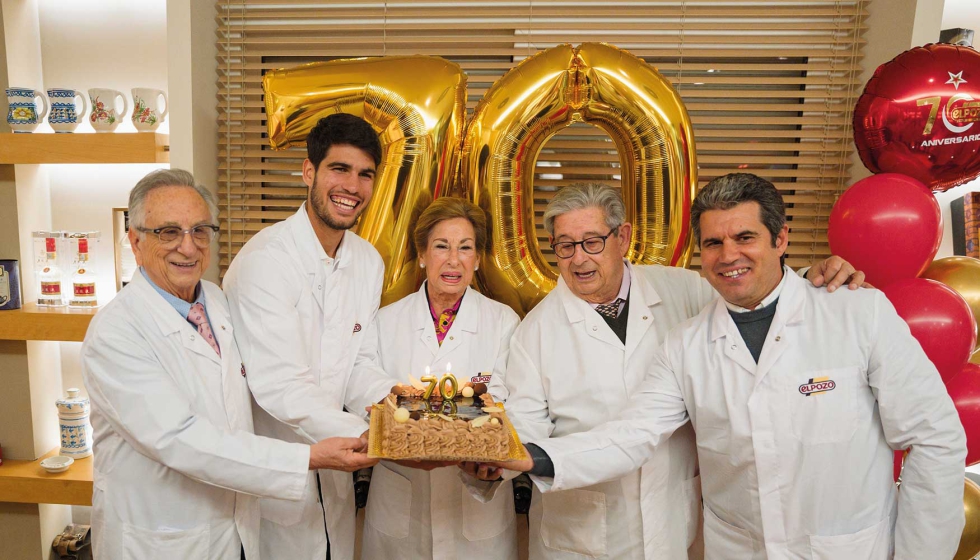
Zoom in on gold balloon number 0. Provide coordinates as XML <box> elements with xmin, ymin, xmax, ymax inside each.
<box><xmin>264</xmin><ymin>43</ymin><xmax>697</xmax><ymax>315</ymax></box>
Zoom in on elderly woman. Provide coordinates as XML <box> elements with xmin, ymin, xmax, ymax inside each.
<box><xmin>362</xmin><ymin>197</ymin><xmax>521</xmax><ymax>560</ymax></box>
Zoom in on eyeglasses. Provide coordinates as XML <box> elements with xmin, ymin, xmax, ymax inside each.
<box><xmin>136</xmin><ymin>225</ymin><xmax>219</xmax><ymax>248</ymax></box>
<box><xmin>550</xmin><ymin>226</ymin><xmax>620</xmax><ymax>259</ymax></box>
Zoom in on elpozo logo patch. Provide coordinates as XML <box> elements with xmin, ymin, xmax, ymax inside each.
<box><xmin>799</xmin><ymin>376</ymin><xmax>836</xmax><ymax>397</ymax></box>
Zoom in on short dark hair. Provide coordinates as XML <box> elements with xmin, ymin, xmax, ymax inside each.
<box><xmin>691</xmin><ymin>173</ymin><xmax>786</xmax><ymax>247</ymax></box>
<box><xmin>306</xmin><ymin>113</ymin><xmax>383</xmax><ymax>170</ymax></box>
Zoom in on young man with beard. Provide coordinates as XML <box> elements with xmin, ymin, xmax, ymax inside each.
<box><xmin>224</xmin><ymin>114</ymin><xmax>395</xmax><ymax>560</ymax></box>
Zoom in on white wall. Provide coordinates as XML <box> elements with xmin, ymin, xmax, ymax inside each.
<box><xmin>31</xmin><ymin>0</ymin><xmax>169</xmax><ymax>526</ymax></box>
<box><xmin>935</xmin><ymin>0</ymin><xmax>980</xmax><ymax>259</ymax></box>
<box><xmin>34</xmin><ymin>0</ymin><xmax>169</xmax><ymax>397</ymax></box>
<box><xmin>36</xmin><ymin>0</ymin><xmax>168</xmax><ymax>135</ymax></box>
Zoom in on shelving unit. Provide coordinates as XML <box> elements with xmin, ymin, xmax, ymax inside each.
<box><xmin>0</xmin><ymin>449</ymin><xmax>92</xmax><ymax>506</ymax></box>
<box><xmin>0</xmin><ymin>304</ymin><xmax>97</xmax><ymax>342</ymax></box>
<box><xmin>0</xmin><ymin>132</ymin><xmax>169</xmax><ymax>164</ymax></box>
<box><xmin>0</xmin><ymin>2</ymin><xmax>181</xmax><ymax>558</ymax></box>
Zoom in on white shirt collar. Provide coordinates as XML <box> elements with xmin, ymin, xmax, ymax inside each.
<box><xmin>588</xmin><ymin>260</ymin><xmax>632</xmax><ymax>310</ymax></box>
<box><xmin>724</xmin><ymin>265</ymin><xmax>789</xmax><ymax>313</ymax></box>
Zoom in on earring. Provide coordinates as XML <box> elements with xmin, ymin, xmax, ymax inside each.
<box><xmin>420</xmin><ymin>262</ymin><xmax>425</xmax><ymax>269</ymax></box>
<box><xmin>475</xmin><ymin>266</ymin><xmax>479</xmax><ymax>271</ymax></box>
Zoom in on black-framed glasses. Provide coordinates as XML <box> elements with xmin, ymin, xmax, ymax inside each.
<box><xmin>551</xmin><ymin>226</ymin><xmax>620</xmax><ymax>259</ymax></box>
<box><xmin>136</xmin><ymin>225</ymin><xmax>219</xmax><ymax>248</ymax></box>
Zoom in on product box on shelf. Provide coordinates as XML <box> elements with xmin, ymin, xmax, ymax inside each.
<box><xmin>32</xmin><ymin>231</ymin><xmax>102</xmax><ymax>307</ymax></box>
<box><xmin>0</xmin><ymin>259</ymin><xmax>22</xmax><ymax>310</ymax></box>
<box><xmin>32</xmin><ymin>231</ymin><xmax>66</xmax><ymax>306</ymax></box>
<box><xmin>66</xmin><ymin>232</ymin><xmax>100</xmax><ymax>308</ymax></box>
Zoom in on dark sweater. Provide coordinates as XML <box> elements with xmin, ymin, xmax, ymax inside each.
<box><xmin>599</xmin><ymin>292</ymin><xmax>631</xmax><ymax>344</ymax></box>
<box><xmin>728</xmin><ymin>299</ymin><xmax>779</xmax><ymax>363</ymax></box>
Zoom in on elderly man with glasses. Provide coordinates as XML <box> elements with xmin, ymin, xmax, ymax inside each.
<box><xmin>81</xmin><ymin>169</ymin><xmax>379</xmax><ymax>560</ymax></box>
<box><xmin>462</xmin><ymin>182</ymin><xmax>864</xmax><ymax>560</ymax></box>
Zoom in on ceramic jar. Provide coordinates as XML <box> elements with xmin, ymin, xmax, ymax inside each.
<box><xmin>56</xmin><ymin>388</ymin><xmax>92</xmax><ymax>459</ymax></box>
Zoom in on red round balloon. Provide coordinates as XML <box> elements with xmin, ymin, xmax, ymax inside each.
<box><xmin>854</xmin><ymin>43</ymin><xmax>980</xmax><ymax>192</ymax></box>
<box><xmin>828</xmin><ymin>173</ymin><xmax>941</xmax><ymax>287</ymax></box>
<box><xmin>945</xmin><ymin>362</ymin><xmax>980</xmax><ymax>466</ymax></box>
<box><xmin>882</xmin><ymin>278</ymin><xmax>977</xmax><ymax>383</ymax></box>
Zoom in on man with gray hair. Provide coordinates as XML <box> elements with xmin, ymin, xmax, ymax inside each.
<box><xmin>81</xmin><ymin>169</ymin><xmax>379</xmax><ymax>560</ymax></box>
<box><xmin>464</xmin><ymin>180</ymin><xmax>865</xmax><ymax>559</ymax></box>
<box><xmin>473</xmin><ymin>173</ymin><xmax>966</xmax><ymax>559</ymax></box>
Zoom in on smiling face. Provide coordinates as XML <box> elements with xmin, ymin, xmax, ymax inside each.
<box><xmin>551</xmin><ymin>206</ymin><xmax>631</xmax><ymax>304</ymax></box>
<box><xmin>304</xmin><ymin>144</ymin><xmax>377</xmax><ymax>234</ymax></box>
<box><xmin>130</xmin><ymin>185</ymin><xmax>213</xmax><ymax>302</ymax></box>
<box><xmin>699</xmin><ymin>201</ymin><xmax>788</xmax><ymax>309</ymax></box>
<box><xmin>420</xmin><ymin>217</ymin><xmax>480</xmax><ymax>306</ymax></box>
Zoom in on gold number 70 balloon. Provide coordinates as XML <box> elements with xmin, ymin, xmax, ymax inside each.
<box><xmin>263</xmin><ymin>43</ymin><xmax>696</xmax><ymax>315</ymax></box>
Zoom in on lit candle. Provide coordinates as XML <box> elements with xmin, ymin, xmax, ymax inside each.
<box><xmin>446</xmin><ymin>362</ymin><xmax>452</xmax><ymax>374</ymax></box>
<box><xmin>425</xmin><ymin>365</ymin><xmax>431</xmax><ymax>377</ymax></box>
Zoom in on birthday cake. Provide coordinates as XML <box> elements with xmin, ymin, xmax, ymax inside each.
<box><xmin>367</xmin><ymin>375</ymin><xmax>523</xmax><ymax>462</ymax></box>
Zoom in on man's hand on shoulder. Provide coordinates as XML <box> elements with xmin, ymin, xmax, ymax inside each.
<box><xmin>807</xmin><ymin>255</ymin><xmax>871</xmax><ymax>292</ymax></box>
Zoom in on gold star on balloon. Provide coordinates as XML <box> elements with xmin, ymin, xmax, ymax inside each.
<box><xmin>946</xmin><ymin>70</ymin><xmax>967</xmax><ymax>90</ymax></box>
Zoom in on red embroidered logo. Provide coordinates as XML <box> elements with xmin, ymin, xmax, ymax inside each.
<box><xmin>240</xmin><ymin>363</ymin><xmax>247</xmax><ymax>377</ymax></box>
<box><xmin>799</xmin><ymin>376</ymin><xmax>835</xmax><ymax>396</ymax></box>
<box><xmin>353</xmin><ymin>323</ymin><xmax>362</xmax><ymax>333</ymax></box>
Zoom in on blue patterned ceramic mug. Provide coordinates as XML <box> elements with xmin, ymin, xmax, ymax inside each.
<box><xmin>6</xmin><ymin>88</ymin><xmax>48</xmax><ymax>133</ymax></box>
<box><xmin>46</xmin><ymin>88</ymin><xmax>88</xmax><ymax>133</ymax></box>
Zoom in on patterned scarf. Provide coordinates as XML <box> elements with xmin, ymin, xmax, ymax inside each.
<box><xmin>428</xmin><ymin>289</ymin><xmax>464</xmax><ymax>346</ymax></box>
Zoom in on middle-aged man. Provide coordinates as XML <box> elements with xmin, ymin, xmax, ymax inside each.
<box><xmin>81</xmin><ymin>169</ymin><xmax>379</xmax><ymax>560</ymax></box>
<box><xmin>482</xmin><ymin>173</ymin><xmax>968</xmax><ymax>559</ymax></box>
<box><xmin>223</xmin><ymin>113</ymin><xmax>395</xmax><ymax>560</ymax></box>
<box><xmin>465</xmin><ymin>181</ymin><xmax>866</xmax><ymax>560</ymax></box>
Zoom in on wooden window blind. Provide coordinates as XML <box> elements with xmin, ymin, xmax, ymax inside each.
<box><xmin>216</xmin><ymin>0</ymin><xmax>868</xmax><ymax>275</ymax></box>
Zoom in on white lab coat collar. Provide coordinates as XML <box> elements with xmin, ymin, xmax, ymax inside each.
<box><xmin>286</xmin><ymin>203</ymin><xmax>354</xmax><ymax>276</ymax></box>
<box><xmin>127</xmin><ymin>272</ymin><xmax>230</xmax><ymax>367</ymax></box>
<box><xmin>557</xmin><ymin>262</ymin><xmax>663</xmax><ymax>324</ymax></box>
<box><xmin>128</xmin><ymin>272</ymin><xmax>192</xmax><ymax>337</ymax></box>
<box><xmin>412</xmin><ymin>282</ymin><xmax>480</xmax><ymax>334</ymax></box>
<box><xmin>556</xmin><ymin>263</ymin><xmax>664</xmax><ymax>354</ymax></box>
<box><xmin>412</xmin><ymin>282</ymin><xmax>480</xmax><ymax>358</ymax></box>
<box><xmin>724</xmin><ymin>266</ymin><xmax>788</xmax><ymax>313</ymax></box>
<box><xmin>708</xmin><ymin>267</ymin><xmax>808</xmax><ymax>384</ymax></box>
<box><xmin>709</xmin><ymin>265</ymin><xmax>804</xmax><ymax>343</ymax></box>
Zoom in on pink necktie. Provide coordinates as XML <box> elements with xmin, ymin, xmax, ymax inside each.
<box><xmin>187</xmin><ymin>302</ymin><xmax>221</xmax><ymax>356</ymax></box>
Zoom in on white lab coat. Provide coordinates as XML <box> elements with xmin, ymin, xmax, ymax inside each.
<box><xmin>223</xmin><ymin>205</ymin><xmax>394</xmax><ymax>560</ymax></box>
<box><xmin>497</xmin><ymin>263</ymin><xmax>716</xmax><ymax>560</ymax></box>
<box><xmin>81</xmin><ymin>273</ymin><xmax>310</xmax><ymax>560</ymax></box>
<box><xmin>363</xmin><ymin>283</ymin><xmax>521</xmax><ymax>560</ymax></box>
<box><xmin>537</xmin><ymin>270</ymin><xmax>968</xmax><ymax>560</ymax></box>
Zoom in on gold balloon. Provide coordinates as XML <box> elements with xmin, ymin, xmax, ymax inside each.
<box><xmin>460</xmin><ymin>43</ymin><xmax>697</xmax><ymax>315</ymax></box>
<box><xmin>922</xmin><ymin>256</ymin><xmax>980</xmax><ymax>351</ymax></box>
<box><xmin>263</xmin><ymin>45</ymin><xmax>696</xmax><ymax>315</ymax></box>
<box><xmin>263</xmin><ymin>56</ymin><xmax>467</xmax><ymax>305</ymax></box>
<box><xmin>954</xmin><ymin>477</ymin><xmax>980</xmax><ymax>560</ymax></box>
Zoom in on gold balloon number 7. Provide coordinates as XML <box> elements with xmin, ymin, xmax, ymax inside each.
<box><xmin>263</xmin><ymin>43</ymin><xmax>697</xmax><ymax>316</ymax></box>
